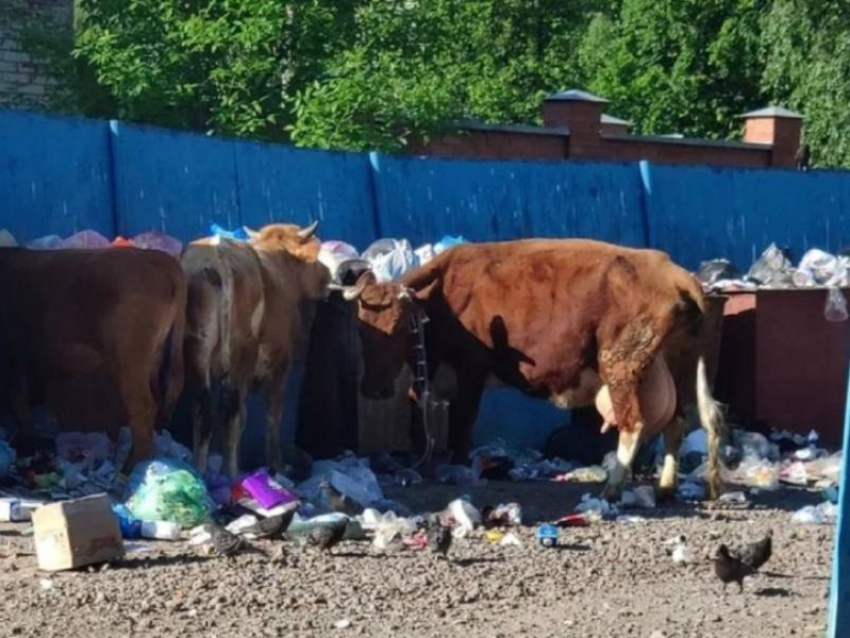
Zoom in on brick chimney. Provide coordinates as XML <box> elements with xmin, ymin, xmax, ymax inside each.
<box><xmin>542</xmin><ymin>89</ymin><xmax>608</xmax><ymax>157</ymax></box>
<box><xmin>740</xmin><ymin>106</ymin><xmax>804</xmax><ymax>168</ymax></box>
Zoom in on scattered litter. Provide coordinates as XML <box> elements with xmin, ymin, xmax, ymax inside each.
<box><xmin>39</xmin><ymin>578</ymin><xmax>53</xmax><ymax>591</ymax></box>
<box><xmin>664</xmin><ymin>535</ymin><xmax>691</xmax><ymax>564</ymax></box>
<box><xmin>575</xmin><ymin>493</ymin><xmax>618</xmax><ymax>519</ymax></box>
<box><xmin>500</xmin><ymin>532</ymin><xmax>523</xmax><ymax>547</ymax></box>
<box><xmin>241</xmin><ymin>471</ymin><xmax>299</xmax><ymax>510</ymax></box>
<box><xmin>555</xmin><ymin>465</ymin><xmax>607</xmax><ymax>483</ymax></box>
<box><xmin>33</xmin><ymin>494</ymin><xmax>124</xmax><ymax>572</ymax></box>
<box><xmin>535</xmin><ymin>523</ymin><xmax>559</xmax><ymax>548</ymax></box>
<box><xmin>617</xmin><ymin>515</ymin><xmax>647</xmax><ymax>524</ymax></box>
<box><xmin>791</xmin><ymin>502</ymin><xmax>837</xmax><ymax>525</ymax></box>
<box><xmin>140</xmin><ymin>520</ymin><xmax>182</xmax><ymax>541</ymax></box>
<box><xmin>124</xmin><ymin>458</ymin><xmax>213</xmax><ymax>527</ymax></box>
<box><xmin>361</xmin><ymin>238</ymin><xmax>419</xmax><ymax>282</ymax></box>
<box><xmin>446</xmin><ymin>498</ymin><xmax>482</xmax><ymax>538</ymax></box>
<box><xmin>678</xmin><ymin>481</ymin><xmax>707</xmax><ymax>500</ymax></box>
<box><xmin>555</xmin><ymin>512</ymin><xmax>592</xmax><ymax>528</ymax></box>
<box><xmin>435</xmin><ymin>464</ymin><xmax>485</xmax><ymax>487</ymax></box>
<box><xmin>620</xmin><ymin>485</ymin><xmax>656</xmax><ymax>509</ymax></box>
<box><xmin>483</xmin><ymin>502</ymin><xmax>523</xmax><ymax>527</ymax></box>
<box><xmin>718</xmin><ymin>491</ymin><xmax>749</xmax><ymax>505</ymax></box>
<box><xmin>334</xmin><ymin>618</ymin><xmax>352</xmax><ymax>630</ymax></box>
<box><xmin>484</xmin><ymin>529</ymin><xmax>505</xmax><ymax>544</ymax></box>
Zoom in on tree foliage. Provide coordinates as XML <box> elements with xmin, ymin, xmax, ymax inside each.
<box><xmin>22</xmin><ymin>0</ymin><xmax>850</xmax><ymax>165</ymax></box>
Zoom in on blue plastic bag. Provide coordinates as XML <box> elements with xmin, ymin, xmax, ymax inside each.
<box><xmin>434</xmin><ymin>235</ymin><xmax>467</xmax><ymax>254</ymax></box>
<box><xmin>209</xmin><ymin>223</ymin><xmax>249</xmax><ymax>241</ymax></box>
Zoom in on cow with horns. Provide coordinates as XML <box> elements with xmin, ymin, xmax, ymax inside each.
<box><xmin>334</xmin><ymin>239</ymin><xmax>723</xmax><ymax>501</ymax></box>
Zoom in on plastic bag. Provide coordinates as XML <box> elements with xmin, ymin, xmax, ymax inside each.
<box><xmin>791</xmin><ymin>501</ymin><xmax>837</xmax><ymax>525</ymax></box>
<box><xmin>434</xmin><ymin>235</ymin><xmax>467</xmax><ymax>254</ymax></box>
<box><xmin>747</xmin><ymin>243</ymin><xmax>794</xmax><ymax>287</ymax></box>
<box><xmin>447</xmin><ymin>498</ymin><xmax>482</xmax><ymax>538</ymax></box>
<box><xmin>319</xmin><ymin>241</ymin><xmax>361</xmax><ymax>282</ymax></box>
<box><xmin>794</xmin><ymin>249</ymin><xmax>843</xmax><ymax>287</ymax></box>
<box><xmin>133</xmin><ymin>231</ymin><xmax>183</xmax><ymax>258</ymax></box>
<box><xmin>124</xmin><ymin>458</ymin><xmax>213</xmax><ymax>527</ymax></box>
<box><xmin>61</xmin><ymin>230</ymin><xmax>111</xmax><ymax>249</ymax></box>
<box><xmin>0</xmin><ymin>441</ymin><xmax>15</xmax><ymax>479</ymax></box>
<box><xmin>824</xmin><ymin>287</ymin><xmax>848</xmax><ymax>322</ymax></box>
<box><xmin>435</xmin><ymin>464</ymin><xmax>486</xmax><ymax>487</ymax></box>
<box><xmin>210</xmin><ymin>223</ymin><xmax>249</xmax><ymax>241</ymax></box>
<box><xmin>0</xmin><ymin>229</ymin><xmax>16</xmax><ymax>247</ymax></box>
<box><xmin>26</xmin><ymin>234</ymin><xmax>63</xmax><ymax>250</ymax></box>
<box><xmin>414</xmin><ymin>244</ymin><xmax>436</xmax><ymax>265</ymax></box>
<box><xmin>361</xmin><ymin>238</ymin><xmax>419</xmax><ymax>282</ymax></box>
<box><xmin>734</xmin><ymin>456</ymin><xmax>780</xmax><ymax>490</ymax></box>
<box><xmin>696</xmin><ymin>259</ymin><xmax>738</xmax><ymax>286</ymax></box>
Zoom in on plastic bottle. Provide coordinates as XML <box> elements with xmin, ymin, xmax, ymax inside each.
<box><xmin>140</xmin><ymin>520</ymin><xmax>182</xmax><ymax>541</ymax></box>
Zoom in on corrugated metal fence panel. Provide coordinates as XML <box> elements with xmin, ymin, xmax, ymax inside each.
<box><xmin>235</xmin><ymin>141</ymin><xmax>378</xmax><ymax>249</ymax></box>
<box><xmin>110</xmin><ymin>122</ymin><xmax>241</xmax><ymax>240</ymax></box>
<box><xmin>644</xmin><ymin>163</ymin><xmax>850</xmax><ymax>271</ymax></box>
<box><xmin>371</xmin><ymin>155</ymin><xmax>647</xmax><ymax>247</ymax></box>
<box><xmin>0</xmin><ymin>110</ymin><xmax>113</xmax><ymax>242</ymax></box>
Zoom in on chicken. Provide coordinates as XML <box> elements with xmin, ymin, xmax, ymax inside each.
<box><xmin>714</xmin><ymin>544</ymin><xmax>756</xmax><ymax>593</ymax></box>
<box><xmin>730</xmin><ymin>530</ymin><xmax>772</xmax><ymax>571</ymax></box>
<box><xmin>240</xmin><ymin>509</ymin><xmax>296</xmax><ymax>541</ymax></box>
<box><xmin>304</xmin><ymin>519</ymin><xmax>348</xmax><ymax>553</ymax></box>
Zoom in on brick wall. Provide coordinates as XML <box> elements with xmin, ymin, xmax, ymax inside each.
<box><xmin>0</xmin><ymin>0</ymin><xmax>73</xmax><ymax>108</ymax></box>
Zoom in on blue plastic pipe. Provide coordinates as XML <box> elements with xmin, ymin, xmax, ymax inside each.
<box><xmin>828</xmin><ymin>360</ymin><xmax>850</xmax><ymax>636</ymax></box>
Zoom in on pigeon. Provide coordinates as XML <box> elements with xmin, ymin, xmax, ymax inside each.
<box><xmin>304</xmin><ymin>519</ymin><xmax>348</xmax><ymax>553</ymax></box>
<box><xmin>714</xmin><ymin>544</ymin><xmax>756</xmax><ymax>593</ymax></box>
<box><xmin>427</xmin><ymin>522</ymin><xmax>452</xmax><ymax>559</ymax></box>
<box><xmin>209</xmin><ymin>524</ymin><xmax>267</xmax><ymax>558</ymax></box>
<box><xmin>240</xmin><ymin>509</ymin><xmax>296</xmax><ymax>540</ymax></box>
<box><xmin>319</xmin><ymin>479</ymin><xmax>363</xmax><ymax>516</ymax></box>
<box><xmin>730</xmin><ymin>530</ymin><xmax>772</xmax><ymax>571</ymax></box>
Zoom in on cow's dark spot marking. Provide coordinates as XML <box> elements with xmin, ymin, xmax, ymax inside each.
<box><xmin>201</xmin><ymin>267</ymin><xmax>223</xmax><ymax>288</ymax></box>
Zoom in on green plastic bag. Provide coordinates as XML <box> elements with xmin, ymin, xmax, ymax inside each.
<box><xmin>124</xmin><ymin>458</ymin><xmax>213</xmax><ymax>527</ymax></box>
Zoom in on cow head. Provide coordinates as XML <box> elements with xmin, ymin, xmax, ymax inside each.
<box><xmin>336</xmin><ymin>271</ymin><xmax>417</xmax><ymax>400</ymax></box>
<box><xmin>246</xmin><ymin>221</ymin><xmax>330</xmax><ymax>300</ymax></box>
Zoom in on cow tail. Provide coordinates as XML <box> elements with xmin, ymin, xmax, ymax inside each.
<box><xmin>159</xmin><ymin>271</ymin><xmax>187</xmax><ymax>430</ymax></box>
<box><xmin>696</xmin><ymin>356</ymin><xmax>723</xmax><ymax>500</ymax></box>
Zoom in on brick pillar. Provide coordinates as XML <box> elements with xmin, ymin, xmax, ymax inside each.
<box><xmin>740</xmin><ymin>106</ymin><xmax>804</xmax><ymax>168</ymax></box>
<box><xmin>542</xmin><ymin>89</ymin><xmax>608</xmax><ymax>159</ymax></box>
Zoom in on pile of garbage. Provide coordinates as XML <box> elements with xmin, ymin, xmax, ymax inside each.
<box><xmin>697</xmin><ymin>244</ymin><xmax>849</xmax><ymax>321</ymax></box>
<box><xmin>320</xmin><ymin>235</ymin><xmax>467</xmax><ymax>284</ymax></box>
<box><xmin>0</xmin><ymin>228</ymin><xmax>183</xmax><ymax>257</ymax></box>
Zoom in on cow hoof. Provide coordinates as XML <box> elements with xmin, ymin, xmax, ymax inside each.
<box><xmin>601</xmin><ymin>484</ymin><xmax>622</xmax><ymax>503</ymax></box>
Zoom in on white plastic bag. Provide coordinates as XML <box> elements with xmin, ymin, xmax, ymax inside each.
<box><xmin>361</xmin><ymin>239</ymin><xmax>419</xmax><ymax>282</ymax></box>
<box><xmin>824</xmin><ymin>287</ymin><xmax>848</xmax><ymax>322</ymax></box>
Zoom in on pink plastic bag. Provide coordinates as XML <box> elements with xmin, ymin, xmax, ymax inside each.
<box><xmin>133</xmin><ymin>231</ymin><xmax>183</xmax><ymax>258</ymax></box>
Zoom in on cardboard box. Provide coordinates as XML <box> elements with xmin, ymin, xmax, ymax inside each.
<box><xmin>32</xmin><ymin>494</ymin><xmax>124</xmax><ymax>572</ymax></box>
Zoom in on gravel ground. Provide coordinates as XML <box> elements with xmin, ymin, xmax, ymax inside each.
<box><xmin>0</xmin><ymin>481</ymin><xmax>833</xmax><ymax>638</ymax></box>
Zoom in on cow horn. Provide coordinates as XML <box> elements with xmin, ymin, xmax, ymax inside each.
<box><xmin>397</xmin><ymin>288</ymin><xmax>413</xmax><ymax>301</ymax></box>
<box><xmin>297</xmin><ymin>220</ymin><xmax>319</xmax><ymax>239</ymax></box>
<box><xmin>342</xmin><ymin>280</ymin><xmax>368</xmax><ymax>301</ymax></box>
<box><xmin>242</xmin><ymin>226</ymin><xmax>260</xmax><ymax>240</ymax></box>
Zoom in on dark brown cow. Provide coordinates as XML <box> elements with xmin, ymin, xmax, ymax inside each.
<box><xmin>0</xmin><ymin>248</ymin><xmax>186</xmax><ymax>470</ymax></box>
<box><xmin>338</xmin><ymin>239</ymin><xmax>723</xmax><ymax>500</ymax></box>
<box><xmin>182</xmin><ymin>222</ymin><xmax>330</xmax><ymax>477</ymax></box>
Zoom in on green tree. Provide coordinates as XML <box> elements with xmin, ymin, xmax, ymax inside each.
<box><xmin>69</xmin><ymin>0</ymin><xmax>360</xmax><ymax>139</ymax></box>
<box><xmin>289</xmin><ymin>0</ymin><xmax>607</xmax><ymax>151</ymax></box>
<box><xmin>760</xmin><ymin>0</ymin><xmax>850</xmax><ymax>166</ymax></box>
<box><xmin>576</xmin><ymin>0</ymin><xmax>766</xmax><ymax>139</ymax></box>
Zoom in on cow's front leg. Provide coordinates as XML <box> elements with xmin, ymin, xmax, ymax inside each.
<box><xmin>657</xmin><ymin>416</ymin><xmax>685</xmax><ymax>501</ymax></box>
<box><xmin>603</xmin><ymin>420</ymin><xmax>644</xmax><ymax>501</ymax></box>
<box><xmin>447</xmin><ymin>374</ymin><xmax>484</xmax><ymax>464</ymax></box>
<box><xmin>263</xmin><ymin>365</ymin><xmax>289</xmax><ymax>473</ymax></box>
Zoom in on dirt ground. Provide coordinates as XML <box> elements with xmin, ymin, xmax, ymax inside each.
<box><xmin>0</xmin><ymin>480</ymin><xmax>833</xmax><ymax>638</ymax></box>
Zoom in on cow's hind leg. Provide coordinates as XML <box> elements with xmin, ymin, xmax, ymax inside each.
<box><xmin>119</xmin><ymin>368</ymin><xmax>156</xmax><ymax>473</ymax></box>
<box><xmin>263</xmin><ymin>366</ymin><xmax>289</xmax><ymax>473</ymax></box>
<box><xmin>603</xmin><ymin>418</ymin><xmax>644</xmax><ymax>502</ymax></box>
<box><xmin>658</xmin><ymin>416</ymin><xmax>685</xmax><ymax>502</ymax></box>
<box><xmin>221</xmin><ymin>384</ymin><xmax>249</xmax><ymax>479</ymax></box>
<box><xmin>193</xmin><ymin>385</ymin><xmax>217</xmax><ymax>474</ymax></box>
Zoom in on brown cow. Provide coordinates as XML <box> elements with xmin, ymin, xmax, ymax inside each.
<box><xmin>182</xmin><ymin>222</ymin><xmax>329</xmax><ymax>477</ymax></box>
<box><xmin>0</xmin><ymin>248</ymin><xmax>186</xmax><ymax>470</ymax></box>
<box><xmin>338</xmin><ymin>239</ymin><xmax>723</xmax><ymax>500</ymax></box>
